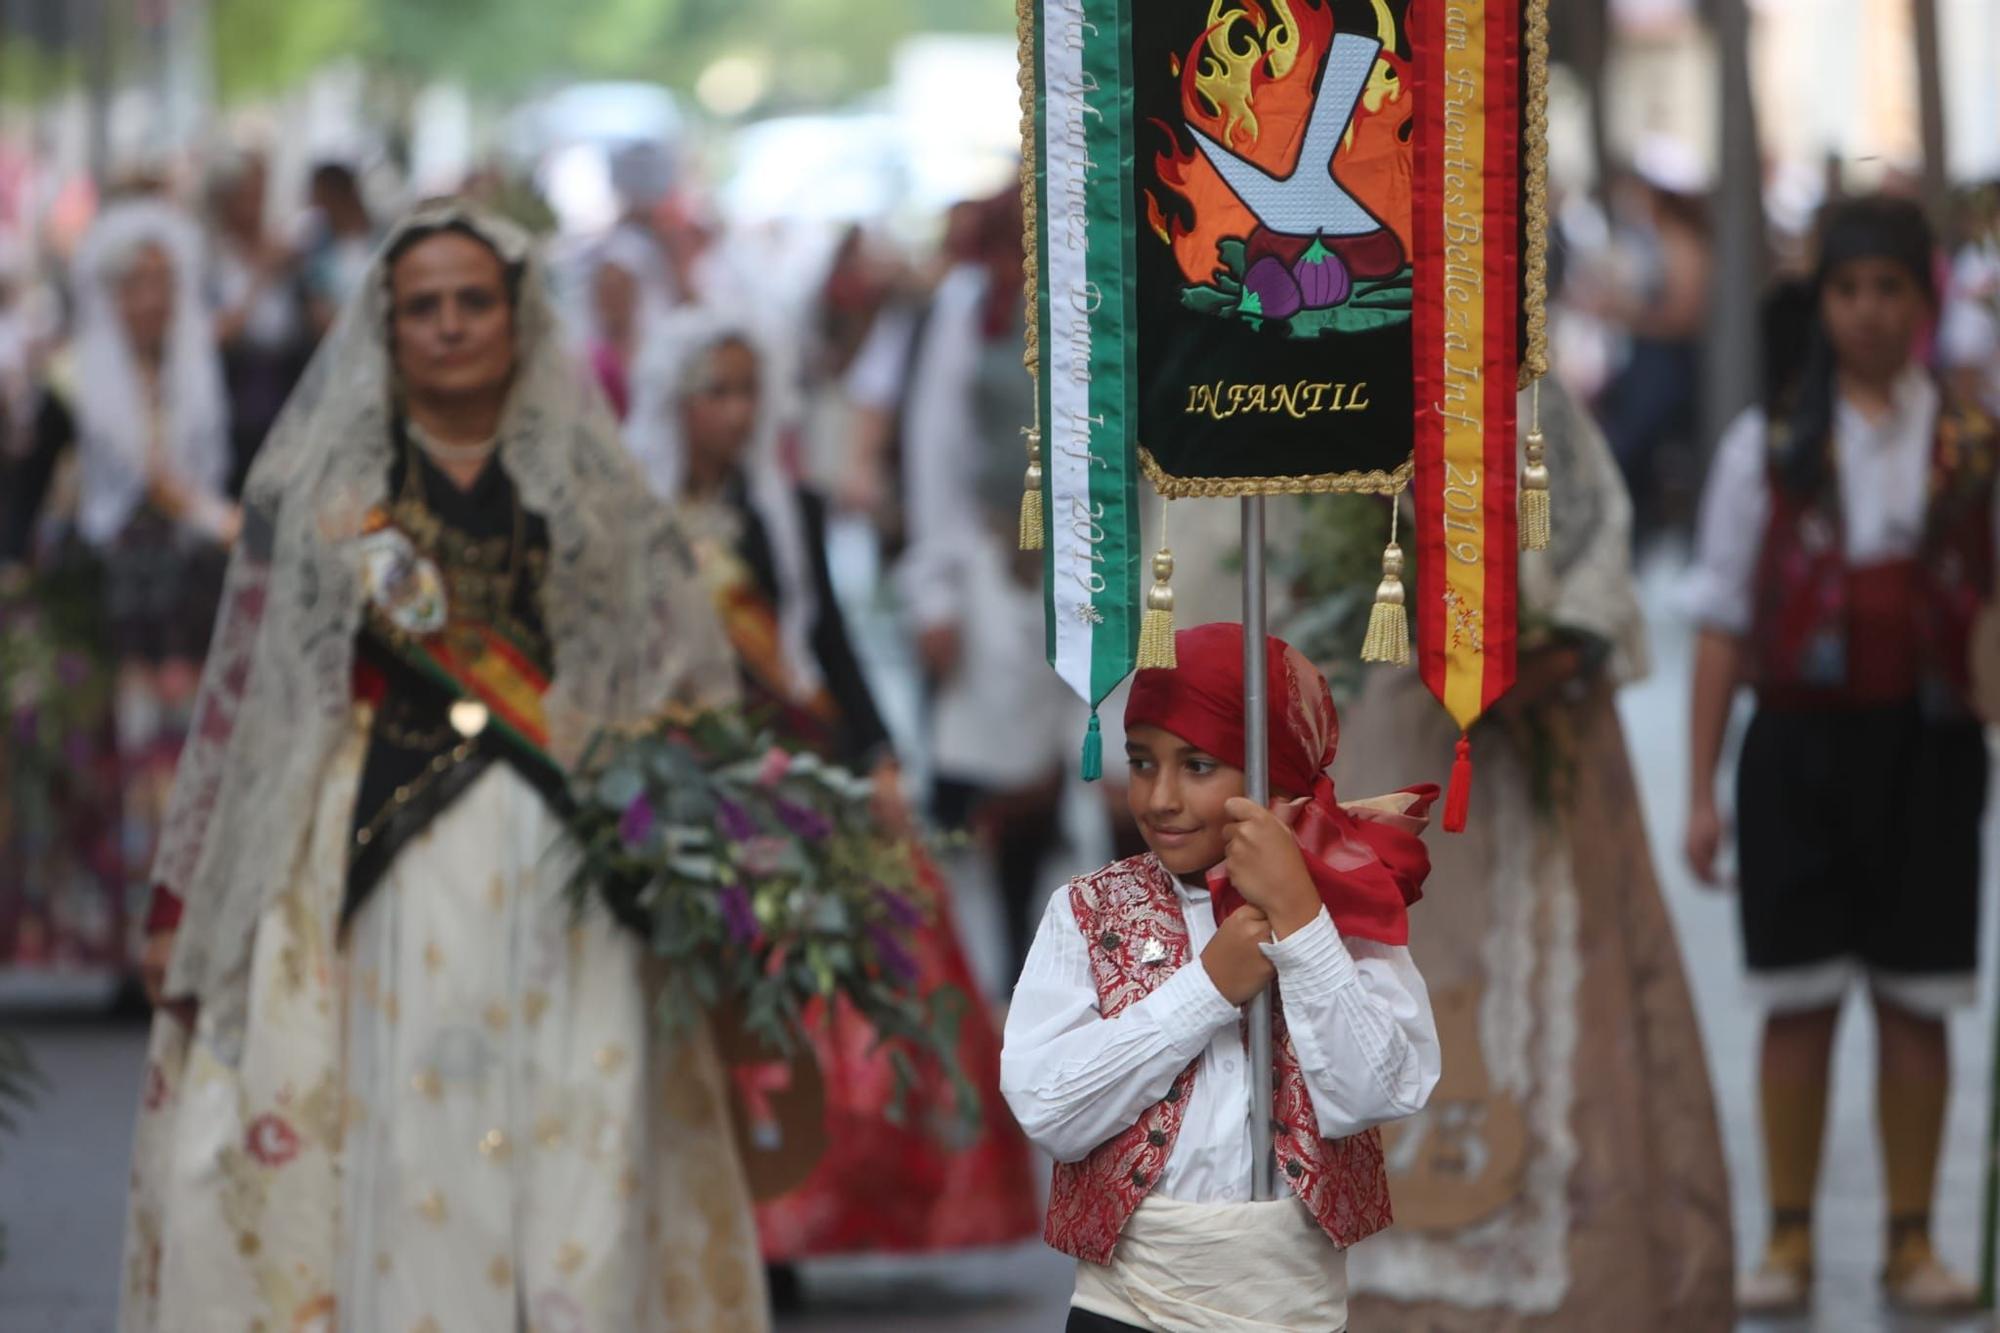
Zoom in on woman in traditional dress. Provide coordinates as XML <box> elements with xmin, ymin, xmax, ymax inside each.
<box><xmin>2</xmin><ymin>200</ymin><xmax>232</xmax><ymax>991</ymax></box>
<box><xmin>1333</xmin><ymin>381</ymin><xmax>1735</xmax><ymax>1329</ymax></box>
<box><xmin>626</xmin><ymin>309</ymin><xmax>1040</xmax><ymax>1279</ymax></box>
<box><xmin>122</xmin><ymin>202</ymin><xmax>766</xmax><ymax>1332</ymax></box>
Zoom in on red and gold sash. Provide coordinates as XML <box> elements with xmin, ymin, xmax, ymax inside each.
<box><xmin>367</xmin><ymin>617</ymin><xmax>553</xmax><ymax>759</ymax></box>
<box><xmin>689</xmin><ymin>530</ymin><xmax>840</xmax><ymax>751</ymax></box>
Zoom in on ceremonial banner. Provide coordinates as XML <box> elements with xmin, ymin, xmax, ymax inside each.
<box><xmin>1023</xmin><ymin>0</ymin><xmax>1547</xmax><ymax>781</ymax></box>
<box><xmin>1133</xmin><ymin>0</ymin><xmax>1422</xmax><ymax>496</ymax></box>
<box><xmin>1410</xmin><ymin>0</ymin><xmax>1531</xmax><ymax>747</ymax></box>
<box><xmin>1028</xmin><ymin>0</ymin><xmax>1144</xmax><ymax>727</ymax></box>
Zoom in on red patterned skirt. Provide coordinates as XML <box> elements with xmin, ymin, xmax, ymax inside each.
<box><xmin>754</xmin><ymin>853</ymin><xmax>1040</xmax><ymax>1259</ymax></box>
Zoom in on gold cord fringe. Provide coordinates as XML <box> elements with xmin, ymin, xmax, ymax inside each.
<box><xmin>1019</xmin><ymin>427</ymin><xmax>1044</xmax><ymax>551</ymax></box>
<box><xmin>1018</xmin><ymin>481</ymin><xmax>1044</xmax><ymax>551</ymax></box>
<box><xmin>1137</xmin><ymin>552</ymin><xmax>1176</xmax><ymax>670</ymax></box>
<box><xmin>1138</xmin><ymin>603</ymin><xmax>1176</xmax><ymax>670</ymax></box>
<box><xmin>1520</xmin><ymin>477</ymin><xmax>1551</xmax><ymax>550</ymax></box>
<box><xmin>1520</xmin><ymin>382</ymin><xmax>1550</xmax><ymax>551</ymax></box>
<box><xmin>1361</xmin><ymin>539</ymin><xmax>1411</xmax><ymax>667</ymax></box>
<box><xmin>1137</xmin><ymin>498</ymin><xmax>1175</xmax><ymax>669</ymax></box>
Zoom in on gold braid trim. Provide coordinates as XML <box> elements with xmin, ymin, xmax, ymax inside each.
<box><xmin>1518</xmin><ymin>0</ymin><xmax>1551</xmax><ymax>389</ymax></box>
<box><xmin>1015</xmin><ymin>0</ymin><xmax>1046</xmax><ymax>549</ymax></box>
<box><xmin>1017</xmin><ymin>0</ymin><xmax>1040</xmax><ymax>378</ymax></box>
<box><xmin>1140</xmin><ymin>447</ymin><xmax>1415</xmax><ymax>499</ymax></box>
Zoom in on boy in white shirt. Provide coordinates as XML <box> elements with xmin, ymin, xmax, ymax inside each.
<box><xmin>1685</xmin><ymin>195</ymin><xmax>1997</xmax><ymax>1314</ymax></box>
<box><xmin>1002</xmin><ymin>622</ymin><xmax>1442</xmax><ymax>1331</ymax></box>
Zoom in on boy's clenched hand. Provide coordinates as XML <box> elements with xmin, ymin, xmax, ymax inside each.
<box><xmin>1200</xmin><ymin>905</ymin><xmax>1278</xmax><ymax>1005</ymax></box>
<box><xmin>1221</xmin><ymin>797</ymin><xmax>1321</xmax><ymax>938</ymax></box>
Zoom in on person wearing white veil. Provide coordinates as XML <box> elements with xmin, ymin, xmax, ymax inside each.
<box><xmin>583</xmin><ymin>226</ymin><xmax>674</xmax><ymax>421</ymax></box>
<box><xmin>626</xmin><ymin>308</ymin><xmax>889</xmax><ymax>774</ymax></box>
<box><xmin>625</xmin><ymin>309</ymin><xmax>1040</xmax><ymax>1284</ymax></box>
<box><xmin>63</xmin><ymin>200</ymin><xmax>236</xmax><ymax>961</ymax></box>
<box><xmin>122</xmin><ymin>202</ymin><xmax>766</xmax><ymax>1332</ymax></box>
<box><xmin>0</xmin><ymin>209</ymin><xmax>211</xmax><ymax>989</ymax></box>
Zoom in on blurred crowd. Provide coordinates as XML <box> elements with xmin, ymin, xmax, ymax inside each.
<box><xmin>1548</xmin><ymin>145</ymin><xmax>2000</xmax><ymax>540</ymax></box>
<box><xmin>2</xmin><ymin>129</ymin><xmax>1998</xmax><ymax>1019</ymax></box>
<box><xmin>0</xmin><ymin>139</ymin><xmax>1087</xmax><ymax>1011</ymax></box>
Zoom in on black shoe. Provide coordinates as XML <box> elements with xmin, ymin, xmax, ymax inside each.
<box><xmin>765</xmin><ymin>1263</ymin><xmax>804</xmax><ymax>1314</ymax></box>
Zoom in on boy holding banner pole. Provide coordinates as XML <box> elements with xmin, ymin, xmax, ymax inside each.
<box><xmin>1009</xmin><ymin>0</ymin><xmax>1548</xmax><ymax>1317</ymax></box>
<box><xmin>1000</xmin><ymin>619</ymin><xmax>1442</xmax><ymax>1330</ymax></box>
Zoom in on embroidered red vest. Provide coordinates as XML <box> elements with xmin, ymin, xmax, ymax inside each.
<box><xmin>1042</xmin><ymin>854</ymin><xmax>1394</xmax><ymax>1266</ymax></box>
<box><xmin>1753</xmin><ymin>403</ymin><xmax>1998</xmax><ymax>711</ymax></box>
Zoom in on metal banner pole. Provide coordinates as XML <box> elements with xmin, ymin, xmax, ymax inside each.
<box><xmin>1241</xmin><ymin>495</ymin><xmax>1278</xmax><ymax>1201</ymax></box>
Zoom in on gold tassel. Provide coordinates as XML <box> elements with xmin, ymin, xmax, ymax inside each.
<box><xmin>1018</xmin><ymin>425</ymin><xmax>1044</xmax><ymax>552</ymax></box>
<box><xmin>1361</xmin><ymin>500</ymin><xmax>1411</xmax><ymax>667</ymax></box>
<box><xmin>1520</xmin><ymin>380</ymin><xmax>1550</xmax><ymax>551</ymax></box>
<box><xmin>1137</xmin><ymin>499</ymin><xmax>1176</xmax><ymax>669</ymax></box>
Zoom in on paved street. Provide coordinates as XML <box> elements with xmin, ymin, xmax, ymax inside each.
<box><xmin>3</xmin><ymin>552</ymin><xmax>1998</xmax><ymax>1331</ymax></box>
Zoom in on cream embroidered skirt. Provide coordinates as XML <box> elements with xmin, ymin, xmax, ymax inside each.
<box><xmin>120</xmin><ymin>729</ymin><xmax>766</xmax><ymax>1332</ymax></box>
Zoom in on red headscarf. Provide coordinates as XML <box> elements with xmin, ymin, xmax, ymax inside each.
<box><xmin>1123</xmin><ymin>622</ymin><xmax>1437</xmax><ymax>945</ymax></box>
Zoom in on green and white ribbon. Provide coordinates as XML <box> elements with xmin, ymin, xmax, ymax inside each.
<box><xmin>1034</xmin><ymin>0</ymin><xmax>1140</xmax><ymax>774</ymax></box>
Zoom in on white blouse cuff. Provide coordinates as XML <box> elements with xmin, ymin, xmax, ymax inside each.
<box><xmin>1140</xmin><ymin>959</ymin><xmax>1239</xmax><ymax>1056</ymax></box>
<box><xmin>1259</xmin><ymin>907</ymin><xmax>1358</xmax><ymax>1004</ymax></box>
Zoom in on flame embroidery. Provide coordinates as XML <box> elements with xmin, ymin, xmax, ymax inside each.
<box><xmin>1147</xmin><ymin>0</ymin><xmax>1412</xmax><ymax>288</ymax></box>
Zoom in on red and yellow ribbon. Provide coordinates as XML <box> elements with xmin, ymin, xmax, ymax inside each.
<box><xmin>1412</xmin><ymin>0</ymin><xmax>1522</xmax><ymax>828</ymax></box>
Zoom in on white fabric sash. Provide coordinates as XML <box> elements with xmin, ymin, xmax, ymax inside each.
<box><xmin>1072</xmin><ymin>1195</ymin><xmax>1348</xmax><ymax>1331</ymax></box>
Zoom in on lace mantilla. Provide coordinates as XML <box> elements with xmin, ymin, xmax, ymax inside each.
<box><xmin>152</xmin><ymin>203</ymin><xmax>736</xmax><ymax>1062</ymax></box>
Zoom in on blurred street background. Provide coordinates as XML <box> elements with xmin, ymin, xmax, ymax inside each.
<box><xmin>2</xmin><ymin>0</ymin><xmax>1999</xmax><ymax>1330</ymax></box>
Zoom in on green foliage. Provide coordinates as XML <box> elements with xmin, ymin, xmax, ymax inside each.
<box><xmin>371</xmin><ymin>0</ymin><xmax>605</xmax><ymax>91</ymax></box>
<box><xmin>212</xmin><ymin>0</ymin><xmax>373</xmax><ymax>99</ymax></box>
<box><xmin>209</xmin><ymin>0</ymin><xmax>1018</xmax><ymax>105</ymax></box>
<box><xmin>0</xmin><ymin>561</ymin><xmax>116</xmax><ymax>846</ymax></box>
<box><xmin>0</xmin><ymin>41</ymin><xmax>75</xmax><ymax>109</ymax></box>
<box><xmin>1284</xmin><ymin>296</ymin><xmax>1411</xmax><ymax>339</ymax></box>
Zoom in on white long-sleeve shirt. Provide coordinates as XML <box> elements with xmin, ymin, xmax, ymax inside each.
<box><xmin>1684</xmin><ymin>368</ymin><xmax>1941</xmax><ymax>635</ymax></box>
<box><xmin>1001</xmin><ymin>871</ymin><xmax>1441</xmax><ymax>1203</ymax></box>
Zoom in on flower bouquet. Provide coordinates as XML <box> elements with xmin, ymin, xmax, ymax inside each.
<box><xmin>563</xmin><ymin>710</ymin><xmax>973</xmax><ymax>1132</ymax></box>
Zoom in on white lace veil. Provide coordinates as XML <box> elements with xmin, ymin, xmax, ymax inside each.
<box><xmin>626</xmin><ymin>307</ymin><xmax>822</xmax><ymax>695</ymax></box>
<box><xmin>153</xmin><ymin>201</ymin><xmax>737</xmax><ymax>1062</ymax></box>
<box><xmin>70</xmin><ymin>199</ymin><xmax>229</xmax><ymax>546</ymax></box>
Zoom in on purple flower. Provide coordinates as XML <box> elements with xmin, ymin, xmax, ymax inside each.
<box><xmin>868</xmin><ymin>923</ymin><xmax>920</xmax><ymax>986</ymax></box>
<box><xmin>54</xmin><ymin>653</ymin><xmax>91</xmax><ymax>688</ymax></box>
<box><xmin>617</xmin><ymin>793</ymin><xmax>657</xmax><ymax>849</ymax></box>
<box><xmin>875</xmin><ymin>887</ymin><xmax>924</xmax><ymax>930</ymax></box>
<box><xmin>720</xmin><ymin>882</ymin><xmax>759</xmax><ymax>945</ymax></box>
<box><xmin>717</xmin><ymin>798</ymin><xmax>758</xmax><ymax>844</ymax></box>
<box><xmin>773</xmin><ymin>797</ymin><xmax>832</xmax><ymax>843</ymax></box>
